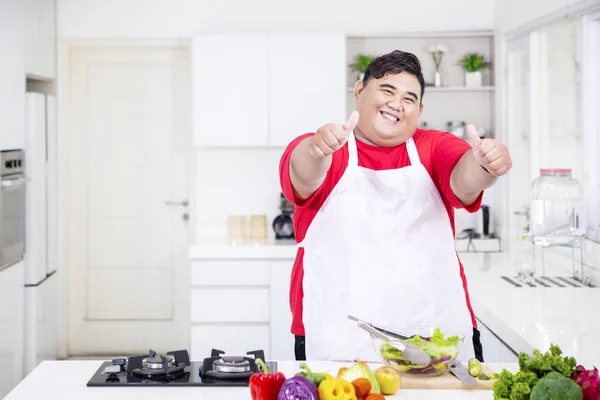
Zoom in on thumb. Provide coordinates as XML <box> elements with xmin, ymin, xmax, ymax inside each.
<box><xmin>342</xmin><ymin>110</ymin><xmax>359</xmax><ymax>133</ymax></box>
<box><xmin>466</xmin><ymin>124</ymin><xmax>481</xmax><ymax>149</ymax></box>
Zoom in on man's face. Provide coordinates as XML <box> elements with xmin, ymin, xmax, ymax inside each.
<box><xmin>353</xmin><ymin>72</ymin><xmax>423</xmax><ymax>147</ymax></box>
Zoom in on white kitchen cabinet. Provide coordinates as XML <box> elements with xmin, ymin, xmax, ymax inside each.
<box><xmin>269</xmin><ymin>261</ymin><xmax>295</xmax><ymax>361</ymax></box>
<box><xmin>23</xmin><ymin>0</ymin><xmax>56</xmax><ymax>79</ymax></box>
<box><xmin>189</xmin><ymin>259</ymin><xmax>295</xmax><ymax>361</ymax></box>
<box><xmin>0</xmin><ymin>261</ymin><xmax>25</xmax><ymax>398</ymax></box>
<box><xmin>192</xmin><ymin>34</ymin><xmax>270</xmax><ymax>147</ymax></box>
<box><xmin>192</xmin><ymin>34</ymin><xmax>346</xmax><ymax>148</ymax></box>
<box><xmin>268</xmin><ymin>34</ymin><xmax>347</xmax><ymax>147</ymax></box>
<box><xmin>0</xmin><ymin>0</ymin><xmax>26</xmax><ymax>151</ymax></box>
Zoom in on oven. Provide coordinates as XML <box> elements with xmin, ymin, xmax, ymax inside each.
<box><xmin>0</xmin><ymin>150</ymin><xmax>26</xmax><ymax>270</ymax></box>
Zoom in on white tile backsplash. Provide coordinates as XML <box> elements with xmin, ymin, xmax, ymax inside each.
<box><xmin>194</xmin><ymin>147</ymin><xmax>286</xmax><ymax>241</ymax></box>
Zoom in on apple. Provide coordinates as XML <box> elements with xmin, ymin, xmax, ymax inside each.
<box><xmin>374</xmin><ymin>366</ymin><xmax>401</xmax><ymax>395</ymax></box>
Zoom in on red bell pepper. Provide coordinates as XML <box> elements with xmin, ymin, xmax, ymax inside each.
<box><xmin>249</xmin><ymin>358</ymin><xmax>286</xmax><ymax>400</ymax></box>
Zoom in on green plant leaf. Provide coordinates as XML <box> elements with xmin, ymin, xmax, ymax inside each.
<box><xmin>349</xmin><ymin>54</ymin><xmax>377</xmax><ymax>73</ymax></box>
<box><xmin>457</xmin><ymin>52</ymin><xmax>490</xmax><ymax>72</ymax></box>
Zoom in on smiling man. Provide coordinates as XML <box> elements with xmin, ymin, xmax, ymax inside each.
<box><xmin>279</xmin><ymin>50</ymin><xmax>512</xmax><ymax>363</ymax></box>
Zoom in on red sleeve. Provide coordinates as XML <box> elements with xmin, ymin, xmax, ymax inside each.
<box><xmin>430</xmin><ymin>132</ymin><xmax>483</xmax><ymax>212</ymax></box>
<box><xmin>278</xmin><ymin>133</ymin><xmax>348</xmax><ymax>210</ymax></box>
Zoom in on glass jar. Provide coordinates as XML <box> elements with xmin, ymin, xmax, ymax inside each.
<box><xmin>530</xmin><ymin>168</ymin><xmax>584</xmax><ymax>246</ymax></box>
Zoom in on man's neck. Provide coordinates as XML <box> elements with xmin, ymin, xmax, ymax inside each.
<box><xmin>353</xmin><ymin>127</ymin><xmax>412</xmax><ymax>148</ymax></box>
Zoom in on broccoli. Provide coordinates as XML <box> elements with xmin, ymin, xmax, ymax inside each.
<box><xmin>530</xmin><ymin>371</ymin><xmax>583</xmax><ymax>400</ymax></box>
<box><xmin>492</xmin><ymin>369</ymin><xmax>540</xmax><ymax>400</ymax></box>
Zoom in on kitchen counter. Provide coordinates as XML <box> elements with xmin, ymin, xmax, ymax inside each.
<box><xmin>459</xmin><ymin>251</ymin><xmax>600</xmax><ymax>368</ymax></box>
<box><xmin>189</xmin><ymin>240</ymin><xmax>297</xmax><ymax>259</ymax></box>
<box><xmin>6</xmin><ymin>360</ymin><xmax>518</xmax><ymax>399</ymax></box>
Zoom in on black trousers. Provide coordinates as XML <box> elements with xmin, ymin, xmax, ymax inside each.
<box><xmin>295</xmin><ymin>327</ymin><xmax>484</xmax><ymax>362</ymax></box>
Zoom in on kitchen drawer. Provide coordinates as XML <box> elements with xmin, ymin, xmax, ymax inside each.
<box><xmin>190</xmin><ymin>325</ymin><xmax>270</xmax><ymax>361</ymax></box>
<box><xmin>191</xmin><ymin>261</ymin><xmax>270</xmax><ymax>286</ymax></box>
<box><xmin>191</xmin><ymin>288</ymin><xmax>270</xmax><ymax>322</ymax></box>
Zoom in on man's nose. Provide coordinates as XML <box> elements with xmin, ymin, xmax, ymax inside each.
<box><xmin>387</xmin><ymin>97</ymin><xmax>402</xmax><ymax>111</ymax></box>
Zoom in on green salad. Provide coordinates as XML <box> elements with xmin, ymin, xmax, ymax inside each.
<box><xmin>379</xmin><ymin>328</ymin><xmax>462</xmax><ymax>374</ymax></box>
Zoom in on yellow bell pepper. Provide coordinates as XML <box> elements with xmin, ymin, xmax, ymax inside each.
<box><xmin>318</xmin><ymin>377</ymin><xmax>357</xmax><ymax>400</ymax></box>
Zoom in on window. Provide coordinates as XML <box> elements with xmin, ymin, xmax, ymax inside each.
<box><xmin>581</xmin><ymin>9</ymin><xmax>600</xmax><ymax>240</ymax></box>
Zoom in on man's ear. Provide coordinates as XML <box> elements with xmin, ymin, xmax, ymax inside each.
<box><xmin>353</xmin><ymin>80</ymin><xmax>364</xmax><ymax>105</ymax></box>
<box><xmin>419</xmin><ymin>102</ymin><xmax>424</xmax><ymax>115</ymax></box>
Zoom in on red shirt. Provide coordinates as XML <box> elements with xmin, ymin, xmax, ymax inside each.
<box><xmin>279</xmin><ymin>129</ymin><xmax>483</xmax><ymax>336</ymax></box>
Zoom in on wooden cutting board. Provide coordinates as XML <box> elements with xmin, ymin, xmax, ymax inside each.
<box><xmin>398</xmin><ymin>364</ymin><xmax>497</xmax><ymax>390</ymax></box>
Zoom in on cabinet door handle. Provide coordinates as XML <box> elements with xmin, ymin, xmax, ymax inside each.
<box><xmin>165</xmin><ymin>200</ymin><xmax>189</xmax><ymax>207</ymax></box>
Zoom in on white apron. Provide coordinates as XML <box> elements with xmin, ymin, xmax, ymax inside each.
<box><xmin>298</xmin><ymin>132</ymin><xmax>475</xmax><ymax>362</ymax></box>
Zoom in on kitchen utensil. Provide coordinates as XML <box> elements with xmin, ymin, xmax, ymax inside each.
<box><xmin>449</xmin><ymin>361</ymin><xmax>478</xmax><ymax>386</ymax></box>
<box><xmin>355</xmin><ymin>321</ymin><xmax>431</xmax><ymax>366</ymax></box>
<box><xmin>347</xmin><ymin>315</ymin><xmax>411</xmax><ymax>340</ymax></box>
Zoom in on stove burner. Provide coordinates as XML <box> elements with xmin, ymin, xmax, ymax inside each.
<box><xmin>213</xmin><ymin>356</ymin><xmax>251</xmax><ymax>373</ymax></box>
<box><xmin>201</xmin><ymin>349</ymin><xmax>268</xmax><ymax>380</ymax></box>
<box><xmin>127</xmin><ymin>349</ymin><xmax>191</xmax><ymax>381</ymax></box>
<box><xmin>144</xmin><ymin>355</ymin><xmax>174</xmax><ymax>370</ymax></box>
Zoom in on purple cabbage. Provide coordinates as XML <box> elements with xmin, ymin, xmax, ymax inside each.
<box><xmin>277</xmin><ymin>376</ymin><xmax>318</xmax><ymax>400</ymax></box>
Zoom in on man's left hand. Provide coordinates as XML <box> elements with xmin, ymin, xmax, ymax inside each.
<box><xmin>467</xmin><ymin>124</ymin><xmax>512</xmax><ymax>176</ymax></box>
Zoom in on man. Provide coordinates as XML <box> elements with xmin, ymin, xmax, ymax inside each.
<box><xmin>279</xmin><ymin>50</ymin><xmax>512</xmax><ymax>363</ymax></box>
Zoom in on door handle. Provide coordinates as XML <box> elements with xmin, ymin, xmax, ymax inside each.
<box><xmin>165</xmin><ymin>200</ymin><xmax>189</xmax><ymax>207</ymax></box>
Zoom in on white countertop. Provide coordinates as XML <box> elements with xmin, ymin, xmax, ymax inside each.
<box><xmin>6</xmin><ymin>360</ymin><xmax>518</xmax><ymax>399</ymax></box>
<box><xmin>189</xmin><ymin>240</ymin><xmax>297</xmax><ymax>259</ymax></box>
<box><xmin>459</xmin><ymin>251</ymin><xmax>599</xmax><ymax>368</ymax></box>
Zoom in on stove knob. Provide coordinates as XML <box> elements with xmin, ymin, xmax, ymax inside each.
<box><xmin>112</xmin><ymin>357</ymin><xmax>127</xmax><ymax>366</ymax></box>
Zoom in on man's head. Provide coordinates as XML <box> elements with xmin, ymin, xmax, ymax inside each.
<box><xmin>353</xmin><ymin>50</ymin><xmax>425</xmax><ymax>147</ymax></box>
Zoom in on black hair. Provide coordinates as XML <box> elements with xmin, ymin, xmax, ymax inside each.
<box><xmin>363</xmin><ymin>50</ymin><xmax>425</xmax><ymax>103</ymax></box>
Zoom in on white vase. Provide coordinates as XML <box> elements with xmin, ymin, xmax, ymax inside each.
<box><xmin>434</xmin><ymin>71</ymin><xmax>441</xmax><ymax>87</ymax></box>
<box><xmin>358</xmin><ymin>72</ymin><xmax>364</xmax><ymax>81</ymax></box>
<box><xmin>465</xmin><ymin>71</ymin><xmax>482</xmax><ymax>87</ymax></box>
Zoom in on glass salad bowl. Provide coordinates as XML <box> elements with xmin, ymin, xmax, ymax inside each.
<box><xmin>370</xmin><ymin>326</ymin><xmax>465</xmax><ymax>377</ymax></box>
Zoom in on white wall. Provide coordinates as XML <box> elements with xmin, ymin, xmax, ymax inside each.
<box><xmin>57</xmin><ymin>0</ymin><xmax>494</xmax><ymax>38</ymax></box>
<box><xmin>495</xmin><ymin>0</ymin><xmax>597</xmax><ymax>32</ymax></box>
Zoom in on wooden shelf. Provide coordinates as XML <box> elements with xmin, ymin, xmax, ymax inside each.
<box><xmin>346</xmin><ymin>86</ymin><xmax>495</xmax><ymax>93</ymax></box>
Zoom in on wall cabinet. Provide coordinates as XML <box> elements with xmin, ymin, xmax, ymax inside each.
<box><xmin>190</xmin><ymin>260</ymin><xmax>294</xmax><ymax>361</ymax></box>
<box><xmin>192</xmin><ymin>34</ymin><xmax>346</xmax><ymax>148</ymax></box>
<box><xmin>23</xmin><ymin>0</ymin><xmax>56</xmax><ymax>79</ymax></box>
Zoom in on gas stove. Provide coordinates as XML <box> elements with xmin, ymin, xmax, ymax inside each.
<box><xmin>86</xmin><ymin>348</ymin><xmax>277</xmax><ymax>387</ymax></box>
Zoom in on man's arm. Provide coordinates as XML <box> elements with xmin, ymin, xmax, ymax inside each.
<box><xmin>450</xmin><ymin>125</ymin><xmax>512</xmax><ymax>206</ymax></box>
<box><xmin>290</xmin><ymin>111</ymin><xmax>359</xmax><ymax>200</ymax></box>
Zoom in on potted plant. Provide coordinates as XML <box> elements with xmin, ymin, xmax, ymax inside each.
<box><xmin>458</xmin><ymin>52</ymin><xmax>490</xmax><ymax>87</ymax></box>
<box><xmin>349</xmin><ymin>54</ymin><xmax>376</xmax><ymax>81</ymax></box>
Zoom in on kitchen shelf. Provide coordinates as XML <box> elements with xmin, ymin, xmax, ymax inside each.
<box><xmin>346</xmin><ymin>86</ymin><xmax>495</xmax><ymax>93</ymax></box>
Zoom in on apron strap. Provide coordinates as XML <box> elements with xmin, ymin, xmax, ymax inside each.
<box><xmin>407</xmin><ymin>137</ymin><xmax>421</xmax><ymax>166</ymax></box>
<box><xmin>347</xmin><ymin>131</ymin><xmax>359</xmax><ymax>167</ymax></box>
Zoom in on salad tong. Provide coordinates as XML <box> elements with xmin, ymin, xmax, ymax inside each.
<box><xmin>348</xmin><ymin>315</ymin><xmax>431</xmax><ymax>366</ymax></box>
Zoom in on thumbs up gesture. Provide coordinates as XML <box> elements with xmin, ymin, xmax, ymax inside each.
<box><xmin>308</xmin><ymin>111</ymin><xmax>359</xmax><ymax>159</ymax></box>
<box><xmin>466</xmin><ymin>124</ymin><xmax>512</xmax><ymax>177</ymax></box>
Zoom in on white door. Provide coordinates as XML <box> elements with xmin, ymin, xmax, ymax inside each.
<box><xmin>68</xmin><ymin>47</ymin><xmax>192</xmax><ymax>356</ymax></box>
<box><xmin>505</xmin><ymin>36</ymin><xmax>532</xmax><ymax>256</ymax></box>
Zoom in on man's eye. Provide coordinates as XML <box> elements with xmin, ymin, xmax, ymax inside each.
<box><xmin>384</xmin><ymin>90</ymin><xmax>393</xmax><ymax>95</ymax></box>
<box><xmin>405</xmin><ymin>98</ymin><xmax>414</xmax><ymax>102</ymax></box>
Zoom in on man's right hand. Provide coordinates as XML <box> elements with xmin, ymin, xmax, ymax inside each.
<box><xmin>308</xmin><ymin>110</ymin><xmax>360</xmax><ymax>159</ymax></box>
